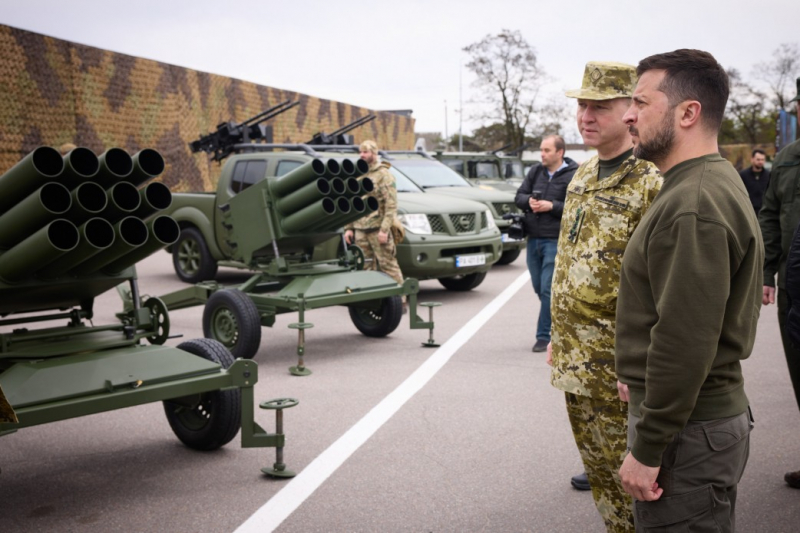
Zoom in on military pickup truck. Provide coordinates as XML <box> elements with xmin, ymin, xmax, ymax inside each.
<box><xmin>382</xmin><ymin>151</ymin><xmax>525</xmax><ymax>265</ymax></box>
<box><xmin>165</xmin><ymin>144</ymin><xmax>503</xmax><ymax>292</ymax></box>
<box><xmin>433</xmin><ymin>150</ymin><xmax>518</xmax><ymax>192</ymax></box>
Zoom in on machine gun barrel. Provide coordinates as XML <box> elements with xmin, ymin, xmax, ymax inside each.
<box><xmin>491</xmin><ymin>143</ymin><xmax>513</xmax><ymax>155</ymax></box>
<box><xmin>328</xmin><ymin>114</ymin><xmax>376</xmax><ymax>137</ymax></box>
<box><xmin>242</xmin><ymin>100</ymin><xmax>299</xmax><ymax>127</ymax></box>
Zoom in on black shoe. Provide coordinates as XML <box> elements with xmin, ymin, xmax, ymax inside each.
<box><xmin>786</xmin><ymin>470</ymin><xmax>800</xmax><ymax>489</ymax></box>
<box><xmin>532</xmin><ymin>339</ymin><xmax>548</xmax><ymax>352</ymax></box>
<box><xmin>571</xmin><ymin>472</ymin><xmax>591</xmax><ymax>491</ymax></box>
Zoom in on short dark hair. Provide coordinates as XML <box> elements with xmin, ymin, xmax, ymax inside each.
<box><xmin>752</xmin><ymin>148</ymin><xmax>766</xmax><ymax>158</ymax></box>
<box><xmin>543</xmin><ymin>134</ymin><xmax>566</xmax><ymax>154</ymax></box>
<box><xmin>637</xmin><ymin>49</ymin><xmax>729</xmax><ymax>132</ymax></box>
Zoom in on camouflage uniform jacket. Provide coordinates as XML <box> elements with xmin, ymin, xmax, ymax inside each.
<box><xmin>550</xmin><ymin>154</ymin><xmax>662</xmax><ymax>400</ymax></box>
<box><xmin>345</xmin><ymin>160</ymin><xmax>398</xmax><ymax>234</ymax></box>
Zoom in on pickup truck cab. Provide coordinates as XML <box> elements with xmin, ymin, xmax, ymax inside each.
<box><xmin>382</xmin><ymin>151</ymin><xmax>525</xmax><ymax>265</ymax></box>
<box><xmin>166</xmin><ymin>145</ymin><xmax>503</xmax><ymax>291</ymax></box>
<box><xmin>433</xmin><ymin>150</ymin><xmax>519</xmax><ymax>193</ymax></box>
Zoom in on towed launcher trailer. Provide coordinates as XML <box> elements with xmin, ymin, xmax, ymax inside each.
<box><xmin>0</xmin><ymin>146</ymin><xmax>297</xmax><ymax>478</ymax></box>
<box><xmin>156</xmin><ymin>156</ymin><xmax>441</xmax><ymax>376</ymax></box>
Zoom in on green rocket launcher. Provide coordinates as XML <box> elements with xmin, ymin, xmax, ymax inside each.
<box><xmin>0</xmin><ymin>147</ymin><xmax>297</xmax><ymax>478</ymax></box>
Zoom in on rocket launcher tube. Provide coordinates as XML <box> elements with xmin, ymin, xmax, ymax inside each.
<box><xmin>280</xmin><ymin>197</ymin><xmax>337</xmax><ymax>234</ymax></box>
<box><xmin>343</xmin><ymin>177</ymin><xmax>361</xmax><ymax>197</ymax></box>
<box><xmin>354</xmin><ymin>158</ymin><xmax>369</xmax><ymax>178</ymax></box>
<box><xmin>69</xmin><ymin>217</ymin><xmax>148</xmax><ymax>275</ymax></box>
<box><xmin>97</xmin><ymin>148</ymin><xmax>134</xmax><ymax>183</ymax></box>
<box><xmin>133</xmin><ymin>182</ymin><xmax>173</xmax><ymax>219</ymax></box>
<box><xmin>325</xmin><ymin>158</ymin><xmax>341</xmax><ymax>176</ymax></box>
<box><xmin>103</xmin><ymin>216</ymin><xmax>180</xmax><ymax>274</ymax></box>
<box><xmin>0</xmin><ymin>146</ymin><xmax>63</xmax><ymax>214</ymax></box>
<box><xmin>67</xmin><ymin>182</ymin><xmax>108</xmax><ymax>225</ymax></box>
<box><xmin>0</xmin><ymin>182</ymin><xmax>72</xmax><ymax>249</ymax></box>
<box><xmin>38</xmin><ymin>218</ymin><xmax>115</xmax><ymax>278</ymax></box>
<box><xmin>340</xmin><ymin>158</ymin><xmax>357</xmax><ymax>176</ymax></box>
<box><xmin>102</xmin><ymin>182</ymin><xmax>142</xmax><ymax>222</ymax></box>
<box><xmin>360</xmin><ymin>177</ymin><xmax>375</xmax><ymax>195</ymax></box>
<box><xmin>60</xmin><ymin>147</ymin><xmax>100</xmax><ymax>188</ymax></box>
<box><xmin>269</xmin><ymin>159</ymin><xmax>326</xmax><ymax>198</ymax></box>
<box><xmin>314</xmin><ymin>197</ymin><xmax>354</xmax><ymax>232</ymax></box>
<box><xmin>126</xmin><ymin>149</ymin><xmax>165</xmax><ymax>186</ymax></box>
<box><xmin>0</xmin><ymin>219</ymin><xmax>79</xmax><ymax>282</ymax></box>
<box><xmin>273</xmin><ymin>178</ymin><xmax>331</xmax><ymax>215</ymax></box>
<box><xmin>329</xmin><ymin>178</ymin><xmax>346</xmax><ymax>196</ymax></box>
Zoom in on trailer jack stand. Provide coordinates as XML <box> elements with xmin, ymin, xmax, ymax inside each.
<box><xmin>288</xmin><ymin>322</ymin><xmax>313</xmax><ymax>376</ymax></box>
<box><xmin>419</xmin><ymin>302</ymin><xmax>442</xmax><ymax>348</ymax></box>
<box><xmin>259</xmin><ymin>398</ymin><xmax>299</xmax><ymax>478</ymax></box>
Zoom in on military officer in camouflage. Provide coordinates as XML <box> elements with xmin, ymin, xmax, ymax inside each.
<box><xmin>344</xmin><ymin>140</ymin><xmax>404</xmax><ymax>286</ymax></box>
<box><xmin>548</xmin><ymin>61</ymin><xmax>662</xmax><ymax>532</ymax></box>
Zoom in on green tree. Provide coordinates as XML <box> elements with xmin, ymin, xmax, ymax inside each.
<box><xmin>721</xmin><ymin>68</ymin><xmax>775</xmax><ymax>145</ymax></box>
<box><xmin>755</xmin><ymin>42</ymin><xmax>800</xmax><ymax>111</ymax></box>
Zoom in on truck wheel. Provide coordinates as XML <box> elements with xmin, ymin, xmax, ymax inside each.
<box><xmin>349</xmin><ymin>295</ymin><xmax>403</xmax><ymax>337</ymax></box>
<box><xmin>173</xmin><ymin>227</ymin><xmax>218</xmax><ymax>283</ymax></box>
<box><xmin>438</xmin><ymin>271</ymin><xmax>487</xmax><ymax>291</ymax></box>
<box><xmin>203</xmin><ymin>290</ymin><xmax>262</xmax><ymax>360</ymax></box>
<box><xmin>163</xmin><ymin>338</ymin><xmax>241</xmax><ymax>451</ymax></box>
<box><xmin>496</xmin><ymin>248</ymin><xmax>521</xmax><ymax>265</ymax></box>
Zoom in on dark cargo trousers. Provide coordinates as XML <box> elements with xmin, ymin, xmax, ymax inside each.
<box><xmin>777</xmin><ymin>288</ymin><xmax>800</xmax><ymax>410</ymax></box>
<box><xmin>627</xmin><ymin>410</ymin><xmax>753</xmax><ymax>532</ymax></box>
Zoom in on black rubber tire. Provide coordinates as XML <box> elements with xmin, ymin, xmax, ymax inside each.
<box><xmin>163</xmin><ymin>338</ymin><xmax>241</xmax><ymax>451</ymax></box>
<box><xmin>496</xmin><ymin>248</ymin><xmax>522</xmax><ymax>265</ymax></box>
<box><xmin>438</xmin><ymin>271</ymin><xmax>488</xmax><ymax>291</ymax></box>
<box><xmin>172</xmin><ymin>227</ymin><xmax>218</xmax><ymax>283</ymax></box>
<box><xmin>202</xmin><ymin>289</ymin><xmax>262</xmax><ymax>360</ymax></box>
<box><xmin>348</xmin><ymin>295</ymin><xmax>403</xmax><ymax>337</ymax></box>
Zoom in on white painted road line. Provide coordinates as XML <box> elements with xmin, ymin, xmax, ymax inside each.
<box><xmin>234</xmin><ymin>270</ymin><xmax>532</xmax><ymax>533</ymax></box>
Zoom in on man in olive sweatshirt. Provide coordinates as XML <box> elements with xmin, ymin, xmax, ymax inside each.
<box><xmin>616</xmin><ymin>49</ymin><xmax>762</xmax><ymax>531</ymax></box>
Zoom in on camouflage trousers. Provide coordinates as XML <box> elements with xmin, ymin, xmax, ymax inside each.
<box><xmin>355</xmin><ymin>229</ymin><xmax>403</xmax><ymax>285</ymax></box>
<box><xmin>0</xmin><ymin>384</ymin><xmax>18</xmax><ymax>424</ymax></box>
<box><xmin>565</xmin><ymin>392</ymin><xmax>634</xmax><ymax>533</ymax></box>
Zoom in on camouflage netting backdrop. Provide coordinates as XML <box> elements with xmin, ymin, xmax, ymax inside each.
<box><xmin>0</xmin><ymin>25</ymin><xmax>415</xmax><ymax>191</ymax></box>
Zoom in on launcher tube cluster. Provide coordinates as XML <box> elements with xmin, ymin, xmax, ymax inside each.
<box><xmin>0</xmin><ymin>146</ymin><xmax>179</xmax><ymax>285</ymax></box>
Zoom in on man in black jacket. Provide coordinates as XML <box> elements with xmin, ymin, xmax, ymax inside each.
<box><xmin>515</xmin><ymin>134</ymin><xmax>578</xmax><ymax>352</ymax></box>
<box><xmin>739</xmin><ymin>148</ymin><xmax>771</xmax><ymax>213</ymax></box>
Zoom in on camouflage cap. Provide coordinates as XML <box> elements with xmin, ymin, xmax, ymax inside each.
<box><xmin>565</xmin><ymin>61</ymin><xmax>638</xmax><ymax>100</ymax></box>
<box><xmin>790</xmin><ymin>76</ymin><xmax>800</xmax><ymax>103</ymax></box>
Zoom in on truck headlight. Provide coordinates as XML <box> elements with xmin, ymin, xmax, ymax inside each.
<box><xmin>397</xmin><ymin>213</ymin><xmax>432</xmax><ymax>235</ymax></box>
<box><xmin>485</xmin><ymin>210</ymin><xmax>497</xmax><ymax>230</ymax></box>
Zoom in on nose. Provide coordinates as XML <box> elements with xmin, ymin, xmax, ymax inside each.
<box><xmin>622</xmin><ymin>105</ymin><xmax>636</xmax><ymax>126</ymax></box>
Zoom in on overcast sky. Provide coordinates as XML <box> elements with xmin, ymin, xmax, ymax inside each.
<box><xmin>2</xmin><ymin>0</ymin><xmax>797</xmax><ymax>141</ymax></box>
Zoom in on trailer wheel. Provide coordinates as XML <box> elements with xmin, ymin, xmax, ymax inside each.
<box><xmin>163</xmin><ymin>338</ymin><xmax>241</xmax><ymax>451</ymax></box>
<box><xmin>203</xmin><ymin>289</ymin><xmax>262</xmax><ymax>360</ymax></box>
<box><xmin>438</xmin><ymin>271</ymin><xmax>487</xmax><ymax>291</ymax></box>
<box><xmin>496</xmin><ymin>248</ymin><xmax>521</xmax><ymax>265</ymax></box>
<box><xmin>173</xmin><ymin>227</ymin><xmax>218</xmax><ymax>283</ymax></box>
<box><xmin>348</xmin><ymin>295</ymin><xmax>403</xmax><ymax>337</ymax></box>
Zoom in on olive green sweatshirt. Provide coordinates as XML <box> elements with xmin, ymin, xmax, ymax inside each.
<box><xmin>615</xmin><ymin>154</ymin><xmax>763</xmax><ymax>467</ymax></box>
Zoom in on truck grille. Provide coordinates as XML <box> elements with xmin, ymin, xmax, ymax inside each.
<box><xmin>427</xmin><ymin>215</ymin><xmax>446</xmax><ymax>233</ymax></box>
<box><xmin>449</xmin><ymin>213</ymin><xmax>476</xmax><ymax>233</ymax></box>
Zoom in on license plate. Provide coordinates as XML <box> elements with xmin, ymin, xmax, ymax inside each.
<box><xmin>501</xmin><ymin>233</ymin><xmax>523</xmax><ymax>243</ymax></box>
<box><xmin>455</xmin><ymin>254</ymin><xmax>486</xmax><ymax>267</ymax></box>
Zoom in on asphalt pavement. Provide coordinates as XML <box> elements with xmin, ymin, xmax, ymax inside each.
<box><xmin>1</xmin><ymin>252</ymin><xmax>798</xmax><ymax>532</ymax></box>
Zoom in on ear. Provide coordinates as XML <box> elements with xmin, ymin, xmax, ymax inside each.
<box><xmin>677</xmin><ymin>100</ymin><xmax>702</xmax><ymax>129</ymax></box>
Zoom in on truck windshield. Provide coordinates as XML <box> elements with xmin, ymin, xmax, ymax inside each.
<box><xmin>473</xmin><ymin>161</ymin><xmax>501</xmax><ymax>179</ymax></box>
<box><xmin>391</xmin><ymin>160</ymin><xmax>470</xmax><ymax>188</ymax></box>
<box><xmin>505</xmin><ymin>161</ymin><xmax>524</xmax><ymax>179</ymax></box>
<box><xmin>388</xmin><ymin>166</ymin><xmax>424</xmax><ymax>193</ymax></box>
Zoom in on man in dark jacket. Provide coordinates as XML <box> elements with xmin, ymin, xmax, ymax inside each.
<box><xmin>514</xmin><ymin>134</ymin><xmax>578</xmax><ymax>352</ymax></box>
<box><xmin>759</xmin><ymin>76</ymin><xmax>800</xmax><ymax>490</ymax></box>
<box><xmin>739</xmin><ymin>148</ymin><xmax>771</xmax><ymax>213</ymax></box>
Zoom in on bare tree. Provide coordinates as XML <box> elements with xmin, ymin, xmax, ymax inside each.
<box><xmin>724</xmin><ymin>68</ymin><xmax>773</xmax><ymax>144</ymax></box>
<box><xmin>754</xmin><ymin>42</ymin><xmax>800</xmax><ymax>111</ymax></box>
<box><xmin>463</xmin><ymin>30</ymin><xmax>550</xmax><ymax>148</ymax></box>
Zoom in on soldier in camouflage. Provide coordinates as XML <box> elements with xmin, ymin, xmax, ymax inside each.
<box><xmin>548</xmin><ymin>61</ymin><xmax>662</xmax><ymax>532</ymax></box>
<box><xmin>345</xmin><ymin>140</ymin><xmax>403</xmax><ymax>286</ymax></box>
